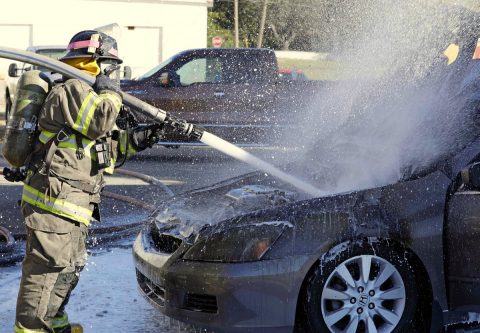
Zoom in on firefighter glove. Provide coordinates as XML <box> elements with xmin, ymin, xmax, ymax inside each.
<box><xmin>3</xmin><ymin>167</ymin><xmax>27</xmax><ymax>182</ymax></box>
<box><xmin>93</xmin><ymin>74</ymin><xmax>121</xmax><ymax>94</ymax></box>
<box><xmin>130</xmin><ymin>124</ymin><xmax>165</xmax><ymax>151</ymax></box>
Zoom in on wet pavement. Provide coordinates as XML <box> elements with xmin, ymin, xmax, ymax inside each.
<box><xmin>0</xmin><ymin>236</ymin><xmax>208</xmax><ymax>333</ymax></box>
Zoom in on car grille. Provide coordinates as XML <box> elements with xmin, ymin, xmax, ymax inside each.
<box><xmin>183</xmin><ymin>293</ymin><xmax>218</xmax><ymax>314</ymax></box>
<box><xmin>150</xmin><ymin>226</ymin><xmax>183</xmax><ymax>254</ymax></box>
<box><xmin>136</xmin><ymin>269</ymin><xmax>165</xmax><ymax>307</ymax></box>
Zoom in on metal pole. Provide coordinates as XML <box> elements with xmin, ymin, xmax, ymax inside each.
<box><xmin>257</xmin><ymin>0</ymin><xmax>268</xmax><ymax>48</ymax></box>
<box><xmin>234</xmin><ymin>0</ymin><xmax>239</xmax><ymax>48</ymax></box>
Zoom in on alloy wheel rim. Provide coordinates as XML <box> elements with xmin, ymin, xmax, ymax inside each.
<box><xmin>321</xmin><ymin>254</ymin><xmax>406</xmax><ymax>333</ymax></box>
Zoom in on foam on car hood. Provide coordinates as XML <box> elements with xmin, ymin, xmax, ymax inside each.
<box><xmin>151</xmin><ymin>172</ymin><xmax>300</xmax><ymax>239</ymax></box>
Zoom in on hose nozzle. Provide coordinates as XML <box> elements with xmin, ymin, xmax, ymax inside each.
<box><xmin>164</xmin><ymin>115</ymin><xmax>204</xmax><ymax>141</ymax></box>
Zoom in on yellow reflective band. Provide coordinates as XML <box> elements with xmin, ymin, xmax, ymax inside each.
<box><xmin>39</xmin><ymin>130</ymin><xmax>56</xmax><ymax>144</ymax></box>
<box><xmin>82</xmin><ymin>97</ymin><xmax>99</xmax><ymax>136</ymax></box>
<box><xmin>40</xmin><ymin>131</ymin><xmax>96</xmax><ymax>159</ymax></box>
<box><xmin>119</xmin><ymin>145</ymin><xmax>137</xmax><ymax>157</ymax></box>
<box><xmin>99</xmin><ymin>92</ymin><xmax>122</xmax><ymax>112</ymax></box>
<box><xmin>74</xmin><ymin>93</ymin><xmax>93</xmax><ymax>133</ymax></box>
<box><xmin>119</xmin><ymin>132</ymin><xmax>128</xmax><ymax>154</ymax></box>
<box><xmin>104</xmin><ymin>158</ymin><xmax>115</xmax><ymax>174</ymax></box>
<box><xmin>41</xmin><ymin>132</ymin><xmax>96</xmax><ymax>158</ymax></box>
<box><xmin>15</xmin><ymin>325</ymin><xmax>45</xmax><ymax>333</ymax></box>
<box><xmin>52</xmin><ymin>313</ymin><xmax>69</xmax><ymax>329</ymax></box>
<box><xmin>128</xmin><ymin>145</ymin><xmax>137</xmax><ymax>156</ymax></box>
<box><xmin>22</xmin><ymin>184</ymin><xmax>92</xmax><ymax>225</ymax></box>
<box><xmin>119</xmin><ymin>131</ymin><xmax>138</xmax><ymax>157</ymax></box>
<box><xmin>57</xmin><ymin>136</ymin><xmax>96</xmax><ymax>159</ymax></box>
<box><xmin>74</xmin><ymin>92</ymin><xmax>100</xmax><ymax>136</ymax></box>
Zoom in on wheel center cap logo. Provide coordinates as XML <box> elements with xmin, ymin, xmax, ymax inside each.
<box><xmin>359</xmin><ymin>293</ymin><xmax>369</xmax><ymax>306</ymax></box>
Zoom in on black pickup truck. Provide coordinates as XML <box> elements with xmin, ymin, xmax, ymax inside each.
<box><xmin>121</xmin><ymin>48</ymin><xmax>322</xmax><ymax>146</ymax></box>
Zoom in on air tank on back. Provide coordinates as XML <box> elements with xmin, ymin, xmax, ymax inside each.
<box><xmin>2</xmin><ymin>70</ymin><xmax>49</xmax><ymax>167</ymax></box>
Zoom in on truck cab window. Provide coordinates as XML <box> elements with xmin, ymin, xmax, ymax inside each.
<box><xmin>176</xmin><ymin>57</ymin><xmax>223</xmax><ymax>86</ymax></box>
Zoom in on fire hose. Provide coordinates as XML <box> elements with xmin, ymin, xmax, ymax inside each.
<box><xmin>0</xmin><ymin>46</ymin><xmax>204</xmax><ymax>141</ymax></box>
<box><xmin>0</xmin><ymin>166</ymin><xmax>168</xmax><ymax>211</ymax></box>
<box><xmin>0</xmin><ymin>166</ymin><xmax>173</xmax><ymax>264</ymax></box>
<box><xmin>114</xmin><ymin>168</ymin><xmax>175</xmax><ymax>198</ymax></box>
<box><xmin>0</xmin><ymin>226</ymin><xmax>15</xmax><ymax>254</ymax></box>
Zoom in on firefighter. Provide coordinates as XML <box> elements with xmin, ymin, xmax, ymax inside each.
<box><xmin>13</xmin><ymin>30</ymin><xmax>159</xmax><ymax>333</ymax></box>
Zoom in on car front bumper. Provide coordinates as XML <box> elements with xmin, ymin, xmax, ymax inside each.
<box><xmin>132</xmin><ymin>231</ymin><xmax>308</xmax><ymax>333</ymax></box>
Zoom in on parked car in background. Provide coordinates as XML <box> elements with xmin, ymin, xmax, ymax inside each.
<box><xmin>121</xmin><ymin>48</ymin><xmax>326</xmax><ymax>146</ymax></box>
<box><xmin>5</xmin><ymin>45</ymin><xmax>67</xmax><ymax>121</ymax></box>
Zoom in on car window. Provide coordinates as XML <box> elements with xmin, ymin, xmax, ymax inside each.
<box><xmin>175</xmin><ymin>57</ymin><xmax>223</xmax><ymax>86</ymax></box>
<box><xmin>137</xmin><ymin>55</ymin><xmax>175</xmax><ymax>80</ymax></box>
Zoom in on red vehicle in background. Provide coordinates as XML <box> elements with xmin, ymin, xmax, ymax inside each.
<box><xmin>278</xmin><ymin>68</ymin><xmax>308</xmax><ymax>81</ymax></box>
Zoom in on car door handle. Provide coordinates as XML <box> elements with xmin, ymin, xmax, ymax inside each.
<box><xmin>214</xmin><ymin>91</ymin><xmax>225</xmax><ymax>97</ymax></box>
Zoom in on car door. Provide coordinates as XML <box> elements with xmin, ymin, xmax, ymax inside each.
<box><xmin>163</xmin><ymin>52</ymin><xmax>273</xmax><ymax>144</ymax></box>
<box><xmin>445</xmin><ymin>160</ymin><xmax>480</xmax><ymax>311</ymax></box>
<box><xmin>206</xmin><ymin>51</ymin><xmax>278</xmax><ymax>143</ymax></box>
<box><xmin>168</xmin><ymin>55</ymin><xmax>227</xmax><ymax>125</ymax></box>
<box><xmin>220</xmin><ymin>51</ymin><xmax>277</xmax><ymax>126</ymax></box>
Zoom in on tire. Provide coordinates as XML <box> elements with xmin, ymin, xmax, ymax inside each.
<box><xmin>303</xmin><ymin>241</ymin><xmax>430</xmax><ymax>333</ymax></box>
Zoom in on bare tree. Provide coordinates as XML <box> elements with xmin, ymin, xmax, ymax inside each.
<box><xmin>234</xmin><ymin>0</ymin><xmax>239</xmax><ymax>47</ymax></box>
<box><xmin>257</xmin><ymin>0</ymin><xmax>268</xmax><ymax>48</ymax></box>
<box><xmin>266</xmin><ymin>0</ymin><xmax>328</xmax><ymax>50</ymax></box>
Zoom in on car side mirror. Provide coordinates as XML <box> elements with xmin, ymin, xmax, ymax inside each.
<box><xmin>8</xmin><ymin>63</ymin><xmax>18</xmax><ymax>77</ymax></box>
<box><xmin>461</xmin><ymin>162</ymin><xmax>480</xmax><ymax>189</ymax></box>
<box><xmin>123</xmin><ymin>66</ymin><xmax>132</xmax><ymax>80</ymax></box>
<box><xmin>158</xmin><ymin>71</ymin><xmax>172</xmax><ymax>87</ymax></box>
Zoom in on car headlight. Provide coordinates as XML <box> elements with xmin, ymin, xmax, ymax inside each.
<box><xmin>182</xmin><ymin>222</ymin><xmax>291</xmax><ymax>262</ymax></box>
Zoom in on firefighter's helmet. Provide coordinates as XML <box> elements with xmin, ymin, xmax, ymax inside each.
<box><xmin>60</xmin><ymin>30</ymin><xmax>122</xmax><ymax>64</ymax></box>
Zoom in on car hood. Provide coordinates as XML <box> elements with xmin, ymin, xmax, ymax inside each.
<box><xmin>148</xmin><ymin>172</ymin><xmax>305</xmax><ymax>240</ymax></box>
<box><xmin>146</xmin><ymin>165</ymin><xmax>453</xmax><ymax>244</ymax></box>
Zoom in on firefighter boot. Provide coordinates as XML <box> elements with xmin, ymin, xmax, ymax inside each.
<box><xmin>54</xmin><ymin>324</ymin><xmax>83</xmax><ymax>333</ymax></box>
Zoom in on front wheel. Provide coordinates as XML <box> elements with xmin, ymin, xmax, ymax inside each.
<box><xmin>303</xmin><ymin>241</ymin><xmax>430</xmax><ymax>333</ymax></box>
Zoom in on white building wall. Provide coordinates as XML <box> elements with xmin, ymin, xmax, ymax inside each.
<box><xmin>0</xmin><ymin>0</ymin><xmax>210</xmax><ymax>78</ymax></box>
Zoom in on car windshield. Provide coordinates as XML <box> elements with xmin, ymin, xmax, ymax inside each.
<box><xmin>33</xmin><ymin>49</ymin><xmax>67</xmax><ymax>72</ymax></box>
<box><xmin>136</xmin><ymin>55</ymin><xmax>175</xmax><ymax>80</ymax></box>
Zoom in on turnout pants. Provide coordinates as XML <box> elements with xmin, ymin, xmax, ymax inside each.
<box><xmin>15</xmin><ymin>205</ymin><xmax>88</xmax><ymax>333</ymax></box>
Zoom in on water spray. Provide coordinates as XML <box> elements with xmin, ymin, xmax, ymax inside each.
<box><xmin>0</xmin><ymin>47</ymin><xmax>324</xmax><ymax>197</ymax></box>
<box><xmin>201</xmin><ymin>132</ymin><xmax>325</xmax><ymax>197</ymax></box>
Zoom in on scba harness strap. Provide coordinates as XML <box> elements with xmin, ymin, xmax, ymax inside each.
<box><xmin>40</xmin><ymin>128</ymin><xmax>111</xmax><ymax>192</ymax></box>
